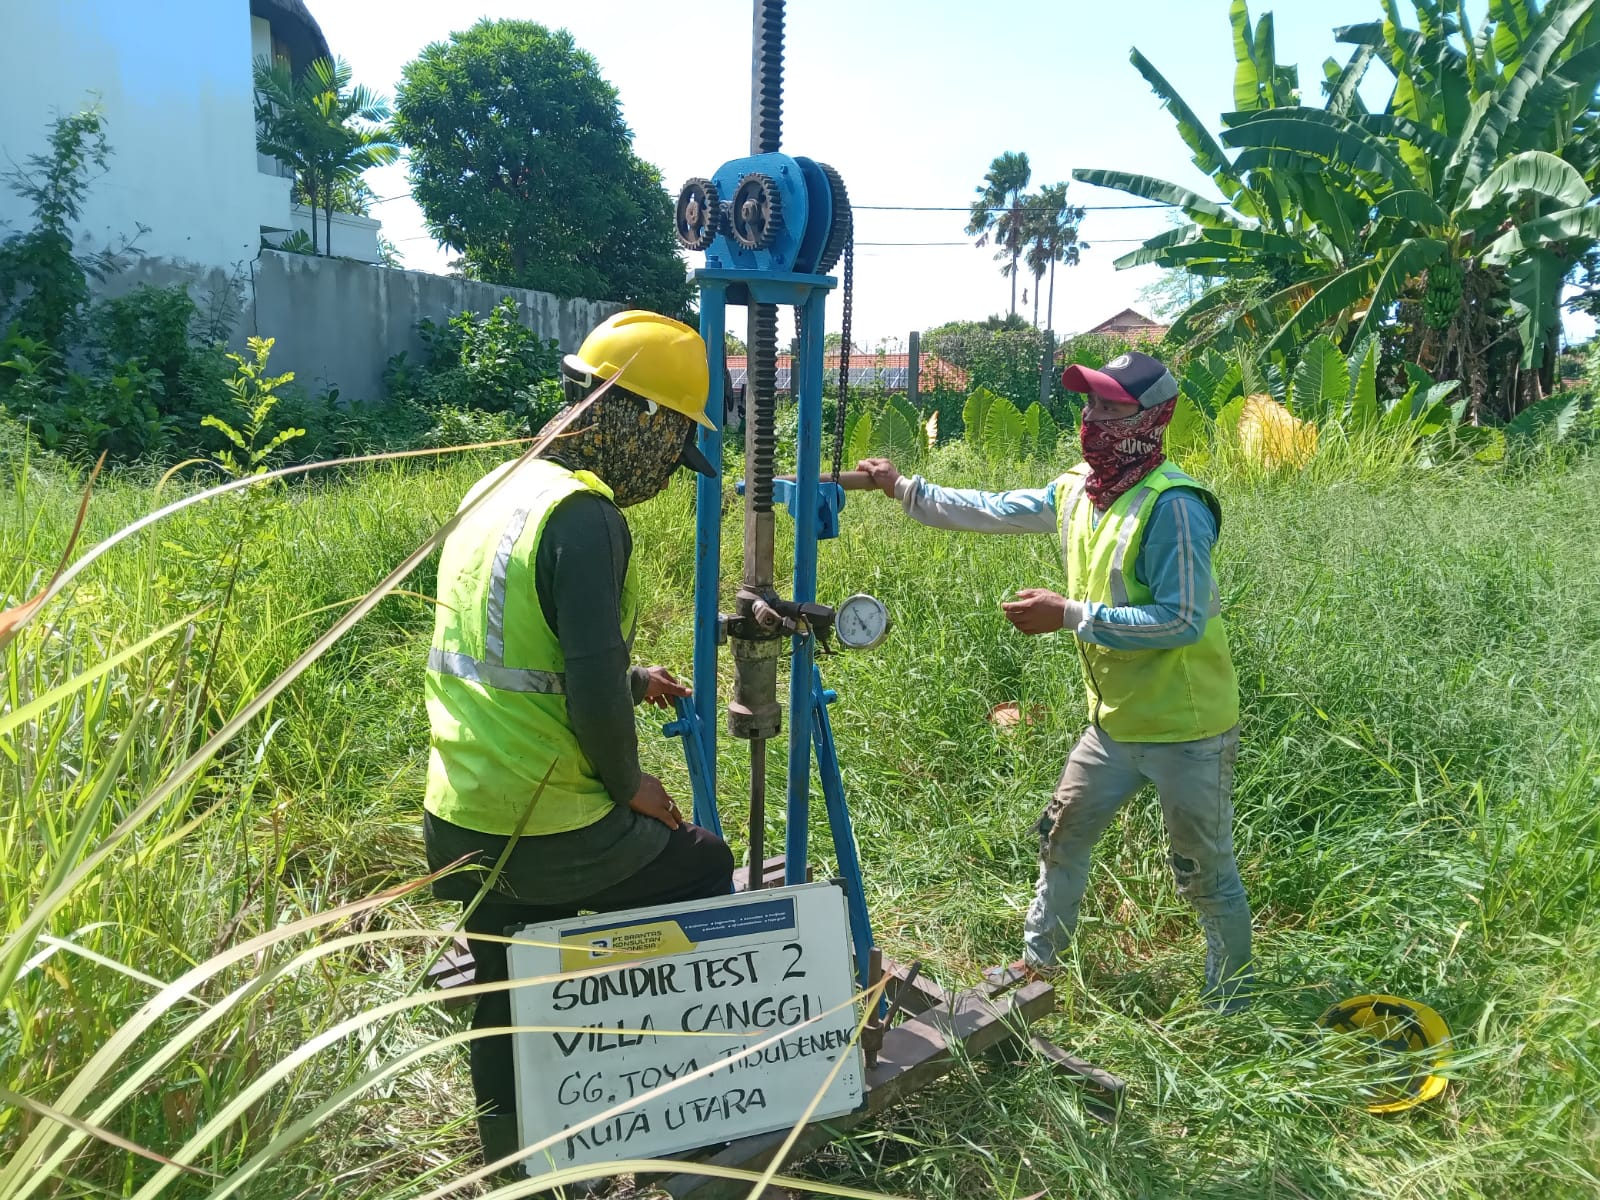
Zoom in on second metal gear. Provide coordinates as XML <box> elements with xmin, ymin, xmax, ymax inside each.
<box><xmin>814</xmin><ymin>162</ymin><xmax>852</xmax><ymax>275</ymax></box>
<box><xmin>730</xmin><ymin>173</ymin><xmax>783</xmax><ymax>251</ymax></box>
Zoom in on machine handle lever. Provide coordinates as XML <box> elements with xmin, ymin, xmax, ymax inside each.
<box><xmin>776</xmin><ymin>471</ymin><xmax>876</xmax><ymax>491</ymax></box>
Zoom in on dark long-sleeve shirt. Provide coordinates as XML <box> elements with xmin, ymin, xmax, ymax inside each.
<box><xmin>533</xmin><ymin>491</ymin><xmax>652</xmax><ymax>807</ymax></box>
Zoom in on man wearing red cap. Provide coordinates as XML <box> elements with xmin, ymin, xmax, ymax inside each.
<box><xmin>857</xmin><ymin>351</ymin><xmax>1251</xmax><ymax>1012</ymax></box>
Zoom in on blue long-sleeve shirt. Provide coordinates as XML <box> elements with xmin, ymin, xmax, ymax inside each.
<box><xmin>892</xmin><ymin>473</ymin><xmax>1219</xmax><ymax>650</ymax></box>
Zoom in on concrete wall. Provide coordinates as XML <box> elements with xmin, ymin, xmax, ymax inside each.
<box><xmin>247</xmin><ymin>251</ymin><xmax>621</xmax><ymax>399</ymax></box>
<box><xmin>0</xmin><ymin>0</ymin><xmax>286</xmax><ymax>273</ymax></box>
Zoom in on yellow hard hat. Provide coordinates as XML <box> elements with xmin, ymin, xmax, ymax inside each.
<box><xmin>1316</xmin><ymin>993</ymin><xmax>1453</xmax><ymax>1114</ymax></box>
<box><xmin>563</xmin><ymin>310</ymin><xmax>714</xmax><ymax>429</ymax></box>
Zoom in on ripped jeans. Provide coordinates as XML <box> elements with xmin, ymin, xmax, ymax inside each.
<box><xmin>1023</xmin><ymin>724</ymin><xmax>1253</xmax><ymax>1010</ymax></box>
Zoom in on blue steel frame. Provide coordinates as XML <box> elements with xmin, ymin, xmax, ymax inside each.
<box><xmin>661</xmin><ymin>267</ymin><xmax>876</xmax><ymax>989</ymax></box>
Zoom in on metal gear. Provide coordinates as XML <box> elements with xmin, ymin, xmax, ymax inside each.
<box><xmin>814</xmin><ymin>162</ymin><xmax>852</xmax><ymax>275</ymax></box>
<box><xmin>730</xmin><ymin>173</ymin><xmax>783</xmax><ymax>251</ymax></box>
<box><xmin>674</xmin><ymin>178</ymin><xmax>721</xmax><ymax>251</ymax></box>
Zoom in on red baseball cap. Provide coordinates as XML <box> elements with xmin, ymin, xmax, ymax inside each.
<box><xmin>1062</xmin><ymin>351</ymin><xmax>1178</xmax><ymax>409</ymax></box>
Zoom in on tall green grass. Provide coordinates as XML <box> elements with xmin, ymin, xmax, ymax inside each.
<box><xmin>3</xmin><ymin>427</ymin><xmax>1598</xmax><ymax>1198</ymax></box>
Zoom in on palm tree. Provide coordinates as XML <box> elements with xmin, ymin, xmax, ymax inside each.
<box><xmin>1024</xmin><ymin>182</ymin><xmax>1086</xmax><ymax>333</ymax></box>
<box><xmin>966</xmin><ymin>151</ymin><xmax>1032</xmax><ymax>317</ymax></box>
<box><xmin>254</xmin><ymin>57</ymin><xmax>399</xmax><ymax>256</ymax></box>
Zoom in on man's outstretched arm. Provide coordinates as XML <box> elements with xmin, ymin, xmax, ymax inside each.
<box><xmin>857</xmin><ymin>457</ymin><xmax>1058</xmax><ymax>534</ymax></box>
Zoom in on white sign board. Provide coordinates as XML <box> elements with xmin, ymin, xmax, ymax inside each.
<box><xmin>505</xmin><ymin>881</ymin><xmax>865</xmax><ymax>1179</ymax></box>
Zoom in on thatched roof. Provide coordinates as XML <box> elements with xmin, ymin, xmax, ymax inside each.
<box><xmin>250</xmin><ymin>0</ymin><xmax>332</xmax><ymax>70</ymax></box>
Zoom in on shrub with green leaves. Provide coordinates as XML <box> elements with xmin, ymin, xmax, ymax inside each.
<box><xmin>842</xmin><ymin>393</ymin><xmax>929</xmax><ymax>465</ymax></box>
<box><xmin>960</xmin><ymin>386</ymin><xmax>1060</xmax><ymax>463</ymax></box>
<box><xmin>386</xmin><ymin>297</ymin><xmax>561</xmax><ymax>429</ymax></box>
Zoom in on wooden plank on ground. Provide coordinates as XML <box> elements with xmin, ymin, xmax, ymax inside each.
<box><xmin>655</xmin><ymin>980</ymin><xmax>1054</xmax><ymax>1199</ymax></box>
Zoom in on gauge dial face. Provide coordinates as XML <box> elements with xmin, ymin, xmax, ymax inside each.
<box><xmin>836</xmin><ymin>593</ymin><xmax>890</xmax><ymax>650</ymax></box>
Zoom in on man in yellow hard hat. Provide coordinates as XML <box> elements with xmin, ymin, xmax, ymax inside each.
<box><xmin>422</xmin><ymin>310</ymin><xmax>734</xmax><ymax>1161</ymax></box>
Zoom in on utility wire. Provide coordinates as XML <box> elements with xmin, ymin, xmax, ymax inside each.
<box><xmin>859</xmin><ymin>237</ymin><xmax>1154</xmax><ymax>246</ymax></box>
<box><xmin>855</xmin><ymin>203</ymin><xmax>1175</xmax><ymax>211</ymax></box>
<box><xmin>370</xmin><ymin>191</ymin><xmax>1175</xmax><ymax>213</ymax></box>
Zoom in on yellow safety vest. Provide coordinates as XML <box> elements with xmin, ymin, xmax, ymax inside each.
<box><xmin>424</xmin><ymin>458</ymin><xmax>639</xmax><ymax>835</ymax></box>
<box><xmin>1054</xmin><ymin>461</ymin><xmax>1239</xmax><ymax>742</ymax></box>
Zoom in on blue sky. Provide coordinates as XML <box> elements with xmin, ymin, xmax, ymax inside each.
<box><xmin>313</xmin><ymin>0</ymin><xmax>1593</xmax><ymax>346</ymax></box>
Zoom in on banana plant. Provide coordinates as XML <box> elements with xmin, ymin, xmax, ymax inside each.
<box><xmin>1076</xmin><ymin>0</ymin><xmax>1600</xmax><ymax>419</ymax></box>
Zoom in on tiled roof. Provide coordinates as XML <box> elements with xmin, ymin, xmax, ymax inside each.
<box><xmin>1086</xmin><ymin>308</ymin><xmax>1169</xmax><ymax>339</ymax></box>
<box><xmin>722</xmin><ymin>352</ymin><xmax>968</xmax><ymax>393</ymax></box>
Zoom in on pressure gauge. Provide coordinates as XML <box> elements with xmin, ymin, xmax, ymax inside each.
<box><xmin>835</xmin><ymin>593</ymin><xmax>891</xmax><ymax>650</ymax></box>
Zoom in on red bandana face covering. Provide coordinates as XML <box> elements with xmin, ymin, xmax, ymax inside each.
<box><xmin>1079</xmin><ymin>397</ymin><xmax>1178</xmax><ymax>508</ymax></box>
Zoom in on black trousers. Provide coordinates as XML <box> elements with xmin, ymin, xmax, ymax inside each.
<box><xmin>455</xmin><ymin>823</ymin><xmax>734</xmax><ymax>1117</ymax></box>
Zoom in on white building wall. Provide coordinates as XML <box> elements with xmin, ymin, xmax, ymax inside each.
<box><xmin>279</xmin><ymin>204</ymin><xmax>381</xmax><ymax>263</ymax></box>
<box><xmin>0</xmin><ymin>0</ymin><xmax>292</xmax><ymax>273</ymax></box>
<box><xmin>250</xmin><ymin>15</ymin><xmax>293</xmax><ymax>181</ymax></box>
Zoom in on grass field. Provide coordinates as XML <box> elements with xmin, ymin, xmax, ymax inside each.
<box><xmin>3</xmin><ymin>428</ymin><xmax>1599</xmax><ymax>1199</ymax></box>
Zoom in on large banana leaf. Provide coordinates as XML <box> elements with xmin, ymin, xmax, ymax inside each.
<box><xmin>1373</xmin><ymin>189</ymin><xmax>1450</xmax><ymax>225</ymax></box>
<box><xmin>1281</xmin><ymin>171</ymin><xmax>1372</xmax><ymax>257</ymax></box>
<box><xmin>1246</xmin><ymin>170</ymin><xmax>1288</xmax><ymax>234</ymax></box>
<box><xmin>1222</xmin><ymin>109</ymin><xmax>1415</xmax><ymax>194</ymax></box>
<box><xmin>1187</xmin><ymin>260</ymin><xmax>1285</xmax><ymax>278</ymax></box>
<box><xmin>1334</xmin><ymin>20</ymin><xmax>1419</xmax><ymax>78</ymax></box>
<box><xmin>1360</xmin><ymin>114</ymin><xmax>1453</xmax><ymax>164</ymax></box>
<box><xmin>1441</xmin><ymin>92</ymin><xmax>1497</xmax><ymax>206</ymax></box>
<box><xmin>1237</xmin><ymin>277</ymin><xmax>1323</xmax><ymax>340</ymax></box>
<box><xmin>1110</xmin><ymin>222</ymin><xmax>1207</xmax><ymax>269</ymax></box>
<box><xmin>1231</xmin><ymin>0</ymin><xmax>1263</xmax><ymax>111</ymax></box>
<box><xmin>1519</xmin><ymin>73</ymin><xmax>1584</xmax><ymax>147</ymax></box>
<box><xmin>1466</xmin><ymin>150</ymin><xmax>1593</xmax><ymax>211</ymax></box>
<box><xmin>1551</xmin><ymin>41</ymin><xmax>1600</xmax><ymax>126</ymax></box>
<box><xmin>1491</xmin><ymin>0</ymin><xmax>1539</xmax><ymax>70</ymax></box>
<box><xmin>1288</xmin><ymin>335</ymin><xmax>1348</xmax><ymax>421</ymax></box>
<box><xmin>1484</xmin><ymin>203</ymin><xmax>1600</xmax><ymax>263</ymax></box>
<box><xmin>1071</xmin><ymin>169</ymin><xmax>1246</xmax><ymax>228</ymax></box>
<box><xmin>1508</xmin><ymin>247</ymin><xmax>1564</xmax><ymax>369</ymax></box>
<box><xmin>1462</xmin><ymin>0</ymin><xmax>1598</xmax><ymax>202</ymax></box>
<box><xmin>1353</xmin><ymin>236</ymin><xmax>1448</xmax><ymax>345</ymax></box>
<box><xmin>1412</xmin><ymin>0</ymin><xmax>1448</xmax><ymax>40</ymax></box>
<box><xmin>1476</xmin><ymin>19</ymin><xmax>1502</xmax><ymax>83</ymax></box>
<box><xmin>1252</xmin><ymin>12</ymin><xmax>1300</xmax><ymax>110</ymax></box>
<box><xmin>1113</xmin><ymin>226</ymin><xmax>1314</xmax><ymax>271</ymax></box>
<box><xmin>1325</xmin><ymin>44</ymin><xmax>1378</xmax><ymax>114</ymax></box>
<box><xmin>1263</xmin><ymin>259</ymin><xmax>1383</xmax><ymax>357</ymax></box>
<box><xmin>1130</xmin><ymin>49</ymin><xmax>1245</xmax><ymax>200</ymax></box>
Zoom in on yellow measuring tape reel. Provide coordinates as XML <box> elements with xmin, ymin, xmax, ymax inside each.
<box><xmin>1316</xmin><ymin>993</ymin><xmax>1453</xmax><ymax>1114</ymax></box>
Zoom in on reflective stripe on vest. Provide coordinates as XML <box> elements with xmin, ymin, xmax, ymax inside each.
<box><xmin>426</xmin><ymin>647</ymin><xmax>565</xmax><ymax>694</ymax></box>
